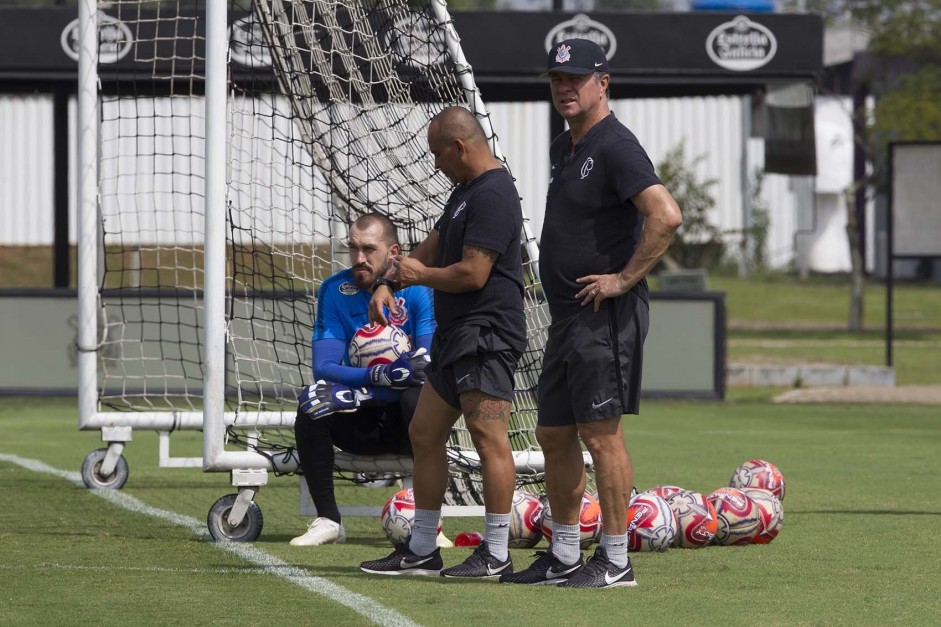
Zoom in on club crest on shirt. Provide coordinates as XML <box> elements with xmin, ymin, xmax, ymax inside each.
<box><xmin>339</xmin><ymin>281</ymin><xmax>359</xmax><ymax>296</ymax></box>
<box><xmin>555</xmin><ymin>44</ymin><xmax>572</xmax><ymax>64</ymax></box>
<box><xmin>580</xmin><ymin>157</ymin><xmax>594</xmax><ymax>180</ymax></box>
<box><xmin>452</xmin><ymin>201</ymin><xmax>467</xmax><ymax>219</ymax></box>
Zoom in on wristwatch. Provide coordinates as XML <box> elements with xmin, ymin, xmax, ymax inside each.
<box><xmin>372</xmin><ymin>277</ymin><xmax>396</xmax><ymax>291</ymax></box>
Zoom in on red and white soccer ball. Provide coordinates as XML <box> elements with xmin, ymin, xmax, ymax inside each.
<box><xmin>626</xmin><ymin>493</ymin><xmax>677</xmax><ymax>552</ymax></box>
<box><xmin>380</xmin><ymin>488</ymin><xmax>442</xmax><ymax>546</ymax></box>
<box><xmin>508</xmin><ymin>490</ymin><xmax>544</xmax><ymax>549</ymax></box>
<box><xmin>540</xmin><ymin>492</ymin><xmax>602</xmax><ymax>549</ymax></box>
<box><xmin>707</xmin><ymin>487</ymin><xmax>762</xmax><ymax>546</ymax></box>
<box><xmin>348</xmin><ymin>322</ymin><xmax>410</xmax><ymax>367</ymax></box>
<box><xmin>740</xmin><ymin>487</ymin><xmax>784</xmax><ymax>544</ymax></box>
<box><xmin>638</xmin><ymin>485</ymin><xmax>686</xmax><ymax>501</ymax></box>
<box><xmin>666</xmin><ymin>489</ymin><xmax>719</xmax><ymax>549</ymax></box>
<box><xmin>729</xmin><ymin>459</ymin><xmax>786</xmax><ymax>502</ymax></box>
<box><xmin>589</xmin><ymin>485</ymin><xmax>637</xmax><ymax>504</ymax></box>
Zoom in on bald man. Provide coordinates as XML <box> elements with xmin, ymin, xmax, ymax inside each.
<box><xmin>360</xmin><ymin>106</ymin><xmax>526</xmax><ymax>579</ymax></box>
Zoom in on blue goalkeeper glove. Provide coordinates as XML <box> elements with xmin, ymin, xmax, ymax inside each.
<box><xmin>297</xmin><ymin>381</ymin><xmax>372</xmax><ymax>420</ymax></box>
<box><xmin>366</xmin><ymin>347</ymin><xmax>430</xmax><ymax>389</ymax></box>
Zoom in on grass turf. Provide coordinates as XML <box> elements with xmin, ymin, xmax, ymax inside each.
<box><xmin>2</xmin><ymin>395</ymin><xmax>940</xmax><ymax>626</ymax></box>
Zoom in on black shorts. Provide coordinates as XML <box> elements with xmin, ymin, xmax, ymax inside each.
<box><xmin>426</xmin><ymin>324</ymin><xmax>521</xmax><ymax>409</ymax></box>
<box><xmin>537</xmin><ymin>289</ymin><xmax>649</xmax><ymax>426</ymax></box>
<box><xmin>324</xmin><ymin>386</ymin><xmax>420</xmax><ymax>456</ymax></box>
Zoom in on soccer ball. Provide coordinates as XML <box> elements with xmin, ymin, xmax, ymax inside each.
<box><xmin>639</xmin><ymin>485</ymin><xmax>686</xmax><ymax>501</ymax></box>
<box><xmin>540</xmin><ymin>492</ymin><xmax>602</xmax><ymax>549</ymax></box>
<box><xmin>740</xmin><ymin>488</ymin><xmax>784</xmax><ymax>544</ymax></box>
<box><xmin>707</xmin><ymin>487</ymin><xmax>762</xmax><ymax>546</ymax></box>
<box><xmin>348</xmin><ymin>322</ymin><xmax>410</xmax><ymax>367</ymax></box>
<box><xmin>626</xmin><ymin>493</ymin><xmax>677</xmax><ymax>552</ymax></box>
<box><xmin>729</xmin><ymin>459</ymin><xmax>786</xmax><ymax>502</ymax></box>
<box><xmin>379</xmin><ymin>488</ymin><xmax>442</xmax><ymax>546</ymax></box>
<box><xmin>589</xmin><ymin>485</ymin><xmax>637</xmax><ymax>504</ymax></box>
<box><xmin>508</xmin><ymin>490</ymin><xmax>544</xmax><ymax>549</ymax></box>
<box><xmin>666</xmin><ymin>489</ymin><xmax>718</xmax><ymax>549</ymax></box>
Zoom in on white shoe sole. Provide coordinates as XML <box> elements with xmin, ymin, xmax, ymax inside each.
<box><xmin>290</xmin><ymin>535</ymin><xmax>346</xmax><ymax>546</ymax></box>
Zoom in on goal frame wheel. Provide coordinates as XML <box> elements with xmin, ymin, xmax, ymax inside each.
<box><xmin>207</xmin><ymin>493</ymin><xmax>264</xmax><ymax>542</ymax></box>
<box><xmin>81</xmin><ymin>447</ymin><xmax>129</xmax><ymax>490</ymax></box>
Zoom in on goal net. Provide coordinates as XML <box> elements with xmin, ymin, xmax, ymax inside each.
<box><xmin>80</xmin><ymin>0</ymin><xmax>575</xmax><ymax>505</ymax></box>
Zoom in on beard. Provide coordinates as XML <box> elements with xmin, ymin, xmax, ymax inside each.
<box><xmin>354</xmin><ymin>259</ymin><xmax>392</xmax><ymax>291</ymax></box>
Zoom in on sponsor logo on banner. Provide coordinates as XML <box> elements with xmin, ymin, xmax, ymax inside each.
<box><xmin>61</xmin><ymin>13</ymin><xmax>133</xmax><ymax>63</ymax></box>
<box><xmin>544</xmin><ymin>13</ymin><xmax>617</xmax><ymax>60</ymax></box>
<box><xmin>705</xmin><ymin>15</ymin><xmax>777</xmax><ymax>72</ymax></box>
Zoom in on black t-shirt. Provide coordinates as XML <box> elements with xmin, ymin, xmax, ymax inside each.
<box><xmin>539</xmin><ymin>113</ymin><xmax>661</xmax><ymax>321</ymax></box>
<box><xmin>432</xmin><ymin>167</ymin><xmax>526</xmax><ymax>354</ymax></box>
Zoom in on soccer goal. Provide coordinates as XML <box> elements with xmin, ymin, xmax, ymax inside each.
<box><xmin>77</xmin><ymin>0</ymin><xmax>589</xmax><ymax>541</ymax></box>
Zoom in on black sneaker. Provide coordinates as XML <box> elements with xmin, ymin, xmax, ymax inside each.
<box><xmin>441</xmin><ymin>541</ymin><xmax>513</xmax><ymax>579</ymax></box>
<box><xmin>498</xmin><ymin>548</ymin><xmax>584</xmax><ymax>585</ymax></box>
<box><xmin>359</xmin><ymin>543</ymin><xmax>443</xmax><ymax>576</ymax></box>
<box><xmin>558</xmin><ymin>546</ymin><xmax>637</xmax><ymax>588</ymax></box>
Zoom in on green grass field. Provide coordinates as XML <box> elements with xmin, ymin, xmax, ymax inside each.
<box><xmin>2</xmin><ymin>394</ymin><xmax>940</xmax><ymax>626</ymax></box>
<box><xmin>708</xmin><ymin>274</ymin><xmax>941</xmax><ymax>386</ymax></box>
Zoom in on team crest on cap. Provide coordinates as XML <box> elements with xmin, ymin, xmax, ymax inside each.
<box><xmin>555</xmin><ymin>44</ymin><xmax>572</xmax><ymax>64</ymax></box>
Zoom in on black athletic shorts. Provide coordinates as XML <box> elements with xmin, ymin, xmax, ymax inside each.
<box><xmin>426</xmin><ymin>324</ymin><xmax>521</xmax><ymax>410</ymax></box>
<box><xmin>325</xmin><ymin>387</ymin><xmax>420</xmax><ymax>456</ymax></box>
<box><xmin>537</xmin><ymin>289</ymin><xmax>649</xmax><ymax>426</ymax></box>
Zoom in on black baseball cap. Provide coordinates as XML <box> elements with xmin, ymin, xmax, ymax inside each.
<box><xmin>540</xmin><ymin>38</ymin><xmax>609</xmax><ymax>78</ymax></box>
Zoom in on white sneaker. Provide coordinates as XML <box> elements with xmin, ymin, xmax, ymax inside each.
<box><xmin>436</xmin><ymin>530</ymin><xmax>454</xmax><ymax>548</ymax></box>
<box><xmin>290</xmin><ymin>517</ymin><xmax>347</xmax><ymax>546</ymax></box>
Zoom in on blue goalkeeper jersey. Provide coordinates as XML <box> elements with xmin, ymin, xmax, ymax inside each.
<box><xmin>312</xmin><ymin>268</ymin><xmax>435</xmax><ymax>383</ymax></box>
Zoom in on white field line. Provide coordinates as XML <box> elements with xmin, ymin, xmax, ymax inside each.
<box><xmin>0</xmin><ymin>563</ymin><xmax>280</xmax><ymax>575</ymax></box>
<box><xmin>729</xmin><ymin>338</ymin><xmax>937</xmax><ymax>348</ymax></box>
<box><xmin>0</xmin><ymin>453</ymin><xmax>420</xmax><ymax>627</ymax></box>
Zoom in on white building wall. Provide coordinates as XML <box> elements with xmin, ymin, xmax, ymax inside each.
<box><xmin>806</xmin><ymin>95</ymin><xmax>857</xmax><ymax>273</ymax></box>
<box><xmin>0</xmin><ymin>92</ymin><xmax>862</xmax><ymax>274</ymax></box>
<box><xmin>613</xmin><ymin>95</ymin><xmax>745</xmax><ymax>237</ymax></box>
<box><xmin>486</xmin><ymin>101</ymin><xmax>552</xmax><ymax>240</ymax></box>
<box><xmin>0</xmin><ymin>94</ymin><xmax>56</xmax><ymax>245</ymax></box>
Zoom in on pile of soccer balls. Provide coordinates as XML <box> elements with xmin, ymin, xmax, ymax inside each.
<box><xmin>379</xmin><ymin>458</ymin><xmax>785</xmax><ymax>552</ymax></box>
<box><xmin>625</xmin><ymin>458</ymin><xmax>785</xmax><ymax>552</ymax></box>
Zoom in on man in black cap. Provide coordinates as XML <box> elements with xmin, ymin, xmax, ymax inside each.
<box><xmin>501</xmin><ymin>38</ymin><xmax>683</xmax><ymax>589</ymax></box>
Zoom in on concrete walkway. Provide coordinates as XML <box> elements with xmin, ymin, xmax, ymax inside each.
<box><xmin>772</xmin><ymin>385</ymin><xmax>941</xmax><ymax>404</ymax></box>
<box><xmin>728</xmin><ymin>361</ymin><xmax>941</xmax><ymax>404</ymax></box>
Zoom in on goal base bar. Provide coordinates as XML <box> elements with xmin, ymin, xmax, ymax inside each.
<box><xmin>299</xmin><ymin>478</ymin><xmax>485</xmax><ymax>518</ymax></box>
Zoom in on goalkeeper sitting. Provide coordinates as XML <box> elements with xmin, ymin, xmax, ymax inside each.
<box><xmin>291</xmin><ymin>212</ymin><xmax>440</xmax><ymax>547</ymax></box>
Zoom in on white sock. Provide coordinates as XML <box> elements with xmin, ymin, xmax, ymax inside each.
<box><xmin>484</xmin><ymin>512</ymin><xmax>511</xmax><ymax>561</ymax></box>
<box><xmin>601</xmin><ymin>533</ymin><xmax>629</xmax><ymax>569</ymax></box>
<box><xmin>550</xmin><ymin>522</ymin><xmax>582</xmax><ymax>566</ymax></box>
<box><xmin>409</xmin><ymin>508</ymin><xmax>440</xmax><ymax>557</ymax></box>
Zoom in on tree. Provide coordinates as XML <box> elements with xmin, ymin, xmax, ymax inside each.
<box><xmin>806</xmin><ymin>0</ymin><xmax>941</xmax><ymax>330</ymax></box>
<box><xmin>656</xmin><ymin>143</ymin><xmax>723</xmax><ymax>270</ymax></box>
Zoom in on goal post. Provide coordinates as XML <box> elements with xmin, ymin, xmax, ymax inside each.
<box><xmin>77</xmin><ymin>0</ymin><xmax>587</xmax><ymax>536</ymax></box>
